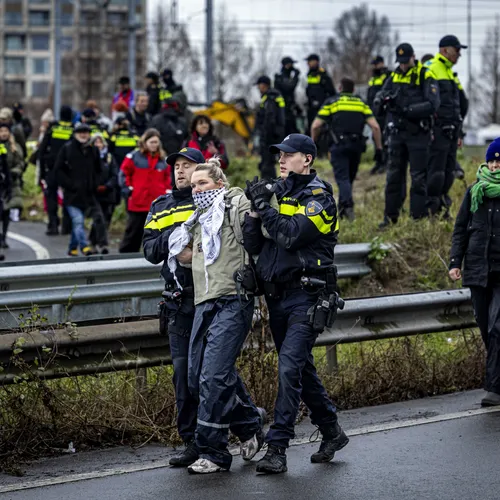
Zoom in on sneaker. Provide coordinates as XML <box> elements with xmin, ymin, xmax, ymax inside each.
<box><xmin>169</xmin><ymin>440</ymin><xmax>199</xmax><ymax>467</ymax></box>
<box><xmin>81</xmin><ymin>246</ymin><xmax>93</xmax><ymax>256</ymax></box>
<box><xmin>255</xmin><ymin>445</ymin><xmax>287</xmax><ymax>474</ymax></box>
<box><xmin>67</xmin><ymin>249</ymin><xmax>79</xmax><ymax>257</ymax></box>
<box><xmin>187</xmin><ymin>458</ymin><xmax>227</xmax><ymax>474</ymax></box>
<box><xmin>481</xmin><ymin>391</ymin><xmax>500</xmax><ymax>407</ymax></box>
<box><xmin>310</xmin><ymin>423</ymin><xmax>349</xmax><ymax>463</ymax></box>
<box><xmin>241</xmin><ymin>407</ymin><xmax>267</xmax><ymax>461</ymax></box>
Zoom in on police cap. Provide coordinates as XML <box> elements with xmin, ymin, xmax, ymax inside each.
<box><xmin>74</xmin><ymin>123</ymin><xmax>91</xmax><ymax>134</ymax></box>
<box><xmin>305</xmin><ymin>53</ymin><xmax>320</xmax><ymax>62</ymax></box>
<box><xmin>439</xmin><ymin>34</ymin><xmax>468</xmax><ymax>49</ymax></box>
<box><xmin>269</xmin><ymin>134</ymin><xmax>317</xmax><ymax>159</ymax></box>
<box><xmin>370</xmin><ymin>55</ymin><xmax>384</xmax><ymax>65</ymax></box>
<box><xmin>12</xmin><ymin>102</ymin><xmax>23</xmax><ymax>111</ymax></box>
<box><xmin>255</xmin><ymin>75</ymin><xmax>271</xmax><ymax>86</ymax></box>
<box><xmin>167</xmin><ymin>147</ymin><xmax>206</xmax><ymax>167</ymax></box>
<box><xmin>281</xmin><ymin>56</ymin><xmax>297</xmax><ymax>65</ymax></box>
<box><xmin>395</xmin><ymin>43</ymin><xmax>414</xmax><ymax>63</ymax></box>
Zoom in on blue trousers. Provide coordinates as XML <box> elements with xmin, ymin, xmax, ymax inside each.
<box><xmin>188</xmin><ymin>296</ymin><xmax>260</xmax><ymax>469</ymax></box>
<box><xmin>265</xmin><ymin>288</ymin><xmax>338</xmax><ymax>448</ymax></box>
<box><xmin>66</xmin><ymin>205</ymin><xmax>89</xmax><ymax>251</ymax></box>
<box><xmin>330</xmin><ymin>142</ymin><xmax>362</xmax><ymax>210</ymax></box>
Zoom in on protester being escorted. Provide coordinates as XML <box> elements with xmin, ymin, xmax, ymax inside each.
<box><xmin>311</xmin><ymin>77</ymin><xmax>382</xmax><ymax>221</ymax></box>
<box><xmin>119</xmin><ymin>128</ymin><xmax>171</xmax><ymax>253</ymax></box>
<box><xmin>89</xmin><ymin>133</ymin><xmax>118</xmax><ymax>253</ymax></box>
<box><xmin>150</xmin><ymin>98</ymin><xmax>188</xmax><ymax>155</ymax></box>
<box><xmin>166</xmin><ymin>158</ymin><xmax>265</xmax><ymax>474</ymax></box>
<box><xmin>126</xmin><ymin>91</ymin><xmax>151</xmax><ymax>136</ymax></box>
<box><xmin>255</xmin><ymin>75</ymin><xmax>286</xmax><ymax>179</ymax></box>
<box><xmin>244</xmin><ymin>134</ymin><xmax>348</xmax><ymax>474</ymax></box>
<box><xmin>38</xmin><ymin>105</ymin><xmax>74</xmax><ymax>235</ymax></box>
<box><xmin>187</xmin><ymin>115</ymin><xmax>229</xmax><ymax>169</ymax></box>
<box><xmin>145</xmin><ymin>71</ymin><xmax>161</xmax><ymax>116</ymax></box>
<box><xmin>449</xmin><ymin>139</ymin><xmax>500</xmax><ymax>407</ymax></box>
<box><xmin>108</xmin><ymin>117</ymin><xmax>140</xmax><ymax>169</ymax></box>
<box><xmin>55</xmin><ymin>123</ymin><xmax>109</xmax><ymax>256</ymax></box>
<box><xmin>112</xmin><ymin>76</ymin><xmax>135</xmax><ymax>111</ymax></box>
<box><xmin>142</xmin><ymin>147</ymin><xmax>202</xmax><ymax>467</ymax></box>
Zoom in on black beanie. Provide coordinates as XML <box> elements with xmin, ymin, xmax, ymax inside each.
<box><xmin>60</xmin><ymin>105</ymin><xmax>73</xmax><ymax>122</ymax></box>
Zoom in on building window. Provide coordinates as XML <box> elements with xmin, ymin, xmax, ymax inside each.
<box><xmin>61</xmin><ymin>37</ymin><xmax>73</xmax><ymax>53</ymax></box>
<box><xmin>31</xmin><ymin>34</ymin><xmax>50</xmax><ymax>51</ymax></box>
<box><xmin>33</xmin><ymin>58</ymin><xmax>50</xmax><ymax>75</ymax></box>
<box><xmin>29</xmin><ymin>0</ymin><xmax>50</xmax><ymax>3</ymax></box>
<box><xmin>61</xmin><ymin>13</ymin><xmax>74</xmax><ymax>26</ymax></box>
<box><xmin>5</xmin><ymin>35</ymin><xmax>25</xmax><ymax>51</ymax></box>
<box><xmin>32</xmin><ymin>81</ymin><xmax>50</xmax><ymax>98</ymax></box>
<box><xmin>29</xmin><ymin>11</ymin><xmax>51</xmax><ymax>26</ymax></box>
<box><xmin>4</xmin><ymin>80</ymin><xmax>26</xmax><ymax>98</ymax></box>
<box><xmin>107</xmin><ymin>12</ymin><xmax>127</xmax><ymax>26</ymax></box>
<box><xmin>5</xmin><ymin>0</ymin><xmax>23</xmax><ymax>26</ymax></box>
<box><xmin>4</xmin><ymin>57</ymin><xmax>25</xmax><ymax>75</ymax></box>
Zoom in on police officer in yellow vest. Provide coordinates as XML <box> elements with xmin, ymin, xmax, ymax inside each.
<box><xmin>255</xmin><ymin>75</ymin><xmax>286</xmax><ymax>179</ymax></box>
<box><xmin>425</xmin><ymin>35</ymin><xmax>469</xmax><ymax>217</ymax></box>
<box><xmin>38</xmin><ymin>105</ymin><xmax>74</xmax><ymax>235</ymax></box>
<box><xmin>374</xmin><ymin>43</ymin><xmax>440</xmax><ymax>228</ymax></box>
<box><xmin>108</xmin><ymin>117</ymin><xmax>140</xmax><ymax>168</ymax></box>
<box><xmin>367</xmin><ymin>55</ymin><xmax>390</xmax><ymax>175</ymax></box>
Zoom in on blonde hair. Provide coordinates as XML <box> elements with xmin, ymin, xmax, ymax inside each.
<box><xmin>194</xmin><ymin>157</ymin><xmax>230</xmax><ymax>188</ymax></box>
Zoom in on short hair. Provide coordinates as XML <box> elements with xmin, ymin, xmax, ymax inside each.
<box><xmin>421</xmin><ymin>53</ymin><xmax>434</xmax><ymax>64</ymax></box>
<box><xmin>194</xmin><ymin>157</ymin><xmax>229</xmax><ymax>188</ymax></box>
<box><xmin>340</xmin><ymin>77</ymin><xmax>355</xmax><ymax>93</ymax></box>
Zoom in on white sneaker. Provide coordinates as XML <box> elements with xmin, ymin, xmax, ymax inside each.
<box><xmin>240</xmin><ymin>434</ymin><xmax>259</xmax><ymax>461</ymax></box>
<box><xmin>187</xmin><ymin>458</ymin><xmax>226</xmax><ymax>474</ymax></box>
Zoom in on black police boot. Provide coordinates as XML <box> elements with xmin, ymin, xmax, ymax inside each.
<box><xmin>310</xmin><ymin>423</ymin><xmax>349</xmax><ymax>463</ymax></box>
<box><xmin>0</xmin><ymin>234</ymin><xmax>8</xmax><ymax>249</ymax></box>
<box><xmin>46</xmin><ymin>226</ymin><xmax>59</xmax><ymax>236</ymax></box>
<box><xmin>256</xmin><ymin>445</ymin><xmax>287</xmax><ymax>474</ymax></box>
<box><xmin>378</xmin><ymin>216</ymin><xmax>397</xmax><ymax>230</ymax></box>
<box><xmin>169</xmin><ymin>440</ymin><xmax>199</xmax><ymax>467</ymax></box>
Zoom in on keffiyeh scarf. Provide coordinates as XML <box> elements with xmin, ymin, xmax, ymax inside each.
<box><xmin>168</xmin><ymin>188</ymin><xmax>226</xmax><ymax>292</ymax></box>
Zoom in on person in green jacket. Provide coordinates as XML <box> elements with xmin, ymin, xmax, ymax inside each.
<box><xmin>0</xmin><ymin>123</ymin><xmax>23</xmax><ymax>248</ymax></box>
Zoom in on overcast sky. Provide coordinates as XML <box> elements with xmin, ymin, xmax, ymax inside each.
<box><xmin>148</xmin><ymin>0</ymin><xmax>498</xmax><ymax>93</ymax></box>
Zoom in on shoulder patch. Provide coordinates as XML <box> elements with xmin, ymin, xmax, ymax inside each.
<box><xmin>306</xmin><ymin>200</ymin><xmax>324</xmax><ymax>216</ymax></box>
<box><xmin>311</xmin><ymin>188</ymin><xmax>323</xmax><ymax>195</ymax></box>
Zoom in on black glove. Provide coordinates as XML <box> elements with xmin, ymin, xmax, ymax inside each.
<box><xmin>244</xmin><ymin>176</ymin><xmax>260</xmax><ymax>211</ymax></box>
<box><xmin>249</xmin><ymin>180</ymin><xmax>274</xmax><ymax>211</ymax></box>
<box><xmin>374</xmin><ymin>149</ymin><xmax>383</xmax><ymax>164</ymax></box>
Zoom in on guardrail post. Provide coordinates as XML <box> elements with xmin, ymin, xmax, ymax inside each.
<box><xmin>135</xmin><ymin>367</ymin><xmax>148</xmax><ymax>396</ymax></box>
<box><xmin>326</xmin><ymin>346</ymin><xmax>338</xmax><ymax>374</ymax></box>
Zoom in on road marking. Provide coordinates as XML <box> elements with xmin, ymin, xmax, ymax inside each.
<box><xmin>8</xmin><ymin>232</ymin><xmax>50</xmax><ymax>260</ymax></box>
<box><xmin>0</xmin><ymin>405</ymin><xmax>499</xmax><ymax>494</ymax></box>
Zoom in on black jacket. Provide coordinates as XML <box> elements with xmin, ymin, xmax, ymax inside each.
<box><xmin>306</xmin><ymin>68</ymin><xmax>336</xmax><ymax>110</ymax></box>
<box><xmin>450</xmin><ymin>186</ymin><xmax>500</xmax><ymax>287</ymax></box>
<box><xmin>146</xmin><ymin>83</ymin><xmax>161</xmax><ymax>116</ymax></box>
<box><xmin>38</xmin><ymin>120</ymin><xmax>74</xmax><ymax>173</ymax></box>
<box><xmin>96</xmin><ymin>151</ymin><xmax>119</xmax><ymax>205</ymax></box>
<box><xmin>108</xmin><ymin>128</ymin><xmax>139</xmax><ymax>168</ymax></box>
<box><xmin>150</xmin><ymin>112</ymin><xmax>188</xmax><ymax>155</ymax></box>
<box><xmin>243</xmin><ymin>171</ymin><xmax>338</xmax><ymax>284</ymax></box>
<box><xmin>256</xmin><ymin>88</ymin><xmax>286</xmax><ymax>145</ymax></box>
<box><xmin>126</xmin><ymin>108</ymin><xmax>151</xmax><ymax>136</ymax></box>
<box><xmin>143</xmin><ymin>186</ymin><xmax>195</xmax><ymax>289</ymax></box>
<box><xmin>55</xmin><ymin>138</ymin><xmax>101</xmax><ymax>210</ymax></box>
<box><xmin>0</xmin><ymin>144</ymin><xmax>12</xmax><ymax>200</ymax></box>
<box><xmin>274</xmin><ymin>68</ymin><xmax>300</xmax><ymax>107</ymax></box>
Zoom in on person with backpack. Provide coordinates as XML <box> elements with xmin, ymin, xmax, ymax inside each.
<box><xmin>167</xmin><ymin>157</ymin><xmax>265</xmax><ymax>474</ymax></box>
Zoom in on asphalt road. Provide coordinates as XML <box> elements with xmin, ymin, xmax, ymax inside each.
<box><xmin>1</xmin><ymin>390</ymin><xmax>499</xmax><ymax>500</ymax></box>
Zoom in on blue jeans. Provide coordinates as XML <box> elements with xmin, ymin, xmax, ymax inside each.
<box><xmin>188</xmin><ymin>296</ymin><xmax>260</xmax><ymax>469</ymax></box>
<box><xmin>265</xmin><ymin>288</ymin><xmax>338</xmax><ymax>448</ymax></box>
<box><xmin>66</xmin><ymin>205</ymin><xmax>88</xmax><ymax>251</ymax></box>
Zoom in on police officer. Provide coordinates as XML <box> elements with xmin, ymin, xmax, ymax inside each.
<box><xmin>255</xmin><ymin>75</ymin><xmax>286</xmax><ymax>179</ymax></box>
<box><xmin>108</xmin><ymin>117</ymin><xmax>140</xmax><ymax>168</ymax></box>
<box><xmin>81</xmin><ymin>109</ymin><xmax>110</xmax><ymax>140</ymax></box>
<box><xmin>375</xmin><ymin>43</ymin><xmax>440</xmax><ymax>227</ymax></box>
<box><xmin>274</xmin><ymin>57</ymin><xmax>301</xmax><ymax>135</ymax></box>
<box><xmin>159</xmin><ymin>68</ymin><xmax>188</xmax><ymax>113</ymax></box>
<box><xmin>145</xmin><ymin>71</ymin><xmax>161</xmax><ymax>116</ymax></box>
<box><xmin>367</xmin><ymin>56</ymin><xmax>390</xmax><ymax>175</ymax></box>
<box><xmin>311</xmin><ymin>77</ymin><xmax>382</xmax><ymax>221</ymax></box>
<box><xmin>142</xmin><ymin>147</ymin><xmax>203</xmax><ymax>467</ymax></box>
<box><xmin>244</xmin><ymin>134</ymin><xmax>348</xmax><ymax>474</ymax></box>
<box><xmin>305</xmin><ymin>53</ymin><xmax>336</xmax><ymax>153</ymax></box>
<box><xmin>38</xmin><ymin>105</ymin><xmax>74</xmax><ymax>235</ymax></box>
<box><xmin>425</xmin><ymin>35</ymin><xmax>469</xmax><ymax>217</ymax></box>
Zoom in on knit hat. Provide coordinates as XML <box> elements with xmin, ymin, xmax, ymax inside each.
<box><xmin>486</xmin><ymin>138</ymin><xmax>500</xmax><ymax>162</ymax></box>
<box><xmin>91</xmin><ymin>132</ymin><xmax>107</xmax><ymax>147</ymax></box>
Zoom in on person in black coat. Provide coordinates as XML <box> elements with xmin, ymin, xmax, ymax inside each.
<box><xmin>55</xmin><ymin>124</ymin><xmax>108</xmax><ymax>256</ymax></box>
<box><xmin>449</xmin><ymin>138</ymin><xmax>500</xmax><ymax>407</ymax></box>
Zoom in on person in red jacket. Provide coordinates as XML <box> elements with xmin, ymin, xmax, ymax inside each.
<box><xmin>187</xmin><ymin>115</ymin><xmax>229</xmax><ymax>169</ymax></box>
<box><xmin>119</xmin><ymin>128</ymin><xmax>171</xmax><ymax>253</ymax></box>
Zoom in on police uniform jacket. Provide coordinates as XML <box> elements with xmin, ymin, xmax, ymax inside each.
<box><xmin>367</xmin><ymin>68</ymin><xmax>390</xmax><ymax>108</ymax></box>
<box><xmin>243</xmin><ymin>171</ymin><xmax>338</xmax><ymax>284</ymax></box>
<box><xmin>38</xmin><ymin>120</ymin><xmax>74</xmax><ymax>170</ymax></box>
<box><xmin>424</xmin><ymin>54</ymin><xmax>468</xmax><ymax>126</ymax></box>
<box><xmin>317</xmin><ymin>92</ymin><xmax>373</xmax><ymax>137</ymax></box>
<box><xmin>146</xmin><ymin>83</ymin><xmax>161</xmax><ymax>116</ymax></box>
<box><xmin>109</xmin><ymin>129</ymin><xmax>139</xmax><ymax>168</ymax></box>
<box><xmin>274</xmin><ymin>69</ymin><xmax>300</xmax><ymax>106</ymax></box>
<box><xmin>0</xmin><ymin>143</ymin><xmax>12</xmax><ymax>199</ymax></box>
<box><xmin>306</xmin><ymin>68</ymin><xmax>336</xmax><ymax>109</ymax></box>
<box><xmin>87</xmin><ymin>121</ymin><xmax>109</xmax><ymax>140</ymax></box>
<box><xmin>256</xmin><ymin>88</ymin><xmax>286</xmax><ymax>144</ymax></box>
<box><xmin>143</xmin><ymin>186</ymin><xmax>195</xmax><ymax>290</ymax></box>
<box><xmin>376</xmin><ymin>62</ymin><xmax>440</xmax><ymax>124</ymax></box>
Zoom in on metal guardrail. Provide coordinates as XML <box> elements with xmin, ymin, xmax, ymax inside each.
<box><xmin>0</xmin><ymin>243</ymin><xmax>378</xmax><ymax>292</ymax></box>
<box><xmin>0</xmin><ymin>289</ymin><xmax>475</xmax><ymax>384</ymax></box>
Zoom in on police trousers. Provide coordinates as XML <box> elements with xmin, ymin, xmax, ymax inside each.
<box><xmin>259</xmin><ymin>144</ymin><xmax>277</xmax><ymax>180</ymax></box>
<box><xmin>427</xmin><ymin>125</ymin><xmax>459</xmax><ymax>215</ymax></box>
<box><xmin>329</xmin><ymin>141</ymin><xmax>363</xmax><ymax>211</ymax></box>
<box><xmin>470</xmin><ymin>273</ymin><xmax>500</xmax><ymax>395</ymax></box>
<box><xmin>162</xmin><ymin>295</ymin><xmax>198</xmax><ymax>443</ymax></box>
<box><xmin>265</xmin><ymin>288</ymin><xmax>338</xmax><ymax>448</ymax></box>
<box><xmin>385</xmin><ymin>129</ymin><xmax>431</xmax><ymax>220</ymax></box>
<box><xmin>188</xmin><ymin>296</ymin><xmax>260</xmax><ymax>469</ymax></box>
